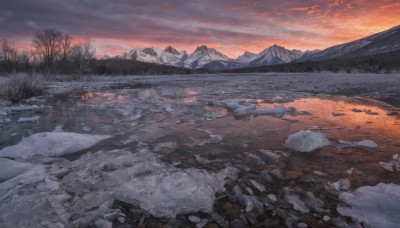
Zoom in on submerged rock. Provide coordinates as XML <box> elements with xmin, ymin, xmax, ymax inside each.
<box><xmin>338</xmin><ymin>183</ymin><xmax>400</xmax><ymax>228</ymax></box>
<box><xmin>285</xmin><ymin>130</ymin><xmax>331</xmax><ymax>152</ymax></box>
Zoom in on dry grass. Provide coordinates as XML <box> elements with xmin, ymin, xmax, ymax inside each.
<box><xmin>0</xmin><ymin>74</ymin><xmax>44</xmax><ymax>103</ymax></box>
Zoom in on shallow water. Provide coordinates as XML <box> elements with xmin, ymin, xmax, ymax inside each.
<box><xmin>1</xmin><ymin>81</ymin><xmax>400</xmax><ymax>227</ymax></box>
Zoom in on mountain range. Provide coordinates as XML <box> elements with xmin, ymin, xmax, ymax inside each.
<box><xmin>106</xmin><ymin>25</ymin><xmax>400</xmax><ymax>70</ymax></box>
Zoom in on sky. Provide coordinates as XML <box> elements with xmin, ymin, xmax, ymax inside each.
<box><xmin>0</xmin><ymin>0</ymin><xmax>399</xmax><ymax>58</ymax></box>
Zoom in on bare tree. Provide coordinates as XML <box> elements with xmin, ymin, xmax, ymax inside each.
<box><xmin>1</xmin><ymin>39</ymin><xmax>18</xmax><ymax>72</ymax></box>
<box><xmin>60</xmin><ymin>33</ymin><xmax>72</xmax><ymax>62</ymax></box>
<box><xmin>32</xmin><ymin>28</ymin><xmax>63</xmax><ymax>71</ymax></box>
<box><xmin>70</xmin><ymin>40</ymin><xmax>96</xmax><ymax>75</ymax></box>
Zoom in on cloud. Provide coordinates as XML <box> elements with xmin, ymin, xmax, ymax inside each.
<box><xmin>0</xmin><ymin>0</ymin><xmax>399</xmax><ymax>58</ymax></box>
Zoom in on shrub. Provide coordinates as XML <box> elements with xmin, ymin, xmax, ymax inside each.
<box><xmin>0</xmin><ymin>74</ymin><xmax>44</xmax><ymax>103</ymax></box>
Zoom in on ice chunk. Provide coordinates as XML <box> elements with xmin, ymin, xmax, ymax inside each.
<box><xmin>17</xmin><ymin>116</ymin><xmax>40</xmax><ymax>123</ymax></box>
<box><xmin>62</xmin><ymin>150</ymin><xmax>229</xmax><ymax>218</ymax></box>
<box><xmin>285</xmin><ymin>130</ymin><xmax>331</xmax><ymax>152</ymax></box>
<box><xmin>328</xmin><ymin>179</ymin><xmax>351</xmax><ymax>192</ymax></box>
<box><xmin>285</xmin><ymin>193</ymin><xmax>309</xmax><ymax>213</ymax></box>
<box><xmin>252</xmin><ymin>106</ymin><xmax>287</xmax><ymax>117</ymax></box>
<box><xmin>3</xmin><ymin>104</ymin><xmax>47</xmax><ymax>112</ymax></box>
<box><xmin>232</xmin><ymin>104</ymin><xmax>257</xmax><ymax>117</ymax></box>
<box><xmin>339</xmin><ymin>140</ymin><xmax>378</xmax><ymax>148</ymax></box>
<box><xmin>0</xmin><ymin>158</ymin><xmax>32</xmax><ymax>181</ymax></box>
<box><xmin>338</xmin><ymin>183</ymin><xmax>400</xmax><ymax>228</ymax></box>
<box><xmin>0</xmin><ymin>132</ymin><xmax>111</xmax><ymax>159</ymax></box>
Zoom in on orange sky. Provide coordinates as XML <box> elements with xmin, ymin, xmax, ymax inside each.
<box><xmin>1</xmin><ymin>0</ymin><xmax>400</xmax><ymax>58</ymax></box>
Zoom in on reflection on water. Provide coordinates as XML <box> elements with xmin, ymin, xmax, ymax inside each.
<box><xmin>259</xmin><ymin>97</ymin><xmax>400</xmax><ymax>138</ymax></box>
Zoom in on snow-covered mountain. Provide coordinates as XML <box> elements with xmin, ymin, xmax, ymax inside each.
<box><xmin>128</xmin><ymin>46</ymin><xmax>186</xmax><ymax>67</ymax></box>
<box><xmin>248</xmin><ymin>45</ymin><xmax>304</xmax><ymax>67</ymax></box>
<box><xmin>300</xmin><ymin>25</ymin><xmax>400</xmax><ymax>61</ymax></box>
<box><xmin>183</xmin><ymin>45</ymin><xmax>230</xmax><ymax>69</ymax></box>
<box><xmin>235</xmin><ymin>51</ymin><xmax>258</xmax><ymax>64</ymax></box>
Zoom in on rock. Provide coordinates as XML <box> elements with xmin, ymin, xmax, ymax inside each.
<box><xmin>380</xmin><ymin>162</ymin><xmax>394</xmax><ymax>172</ymax></box>
<box><xmin>285</xmin><ymin>130</ymin><xmax>331</xmax><ymax>152</ymax></box>
<box><xmin>332</xmin><ymin>112</ymin><xmax>345</xmax><ymax>116</ymax></box>
<box><xmin>267</xmin><ymin>194</ymin><xmax>278</xmax><ymax>203</ymax></box>
<box><xmin>117</xmin><ymin>217</ymin><xmax>126</xmax><ymax>223</ymax></box>
<box><xmin>249</xmin><ymin>179</ymin><xmax>265</xmax><ymax>192</ymax></box>
<box><xmin>285</xmin><ymin>170</ymin><xmax>304</xmax><ymax>180</ymax></box>
<box><xmin>209</xmin><ymin>135</ymin><xmax>223</xmax><ymax>144</ymax></box>
<box><xmin>259</xmin><ymin>150</ymin><xmax>281</xmax><ymax>163</ymax></box>
<box><xmin>351</xmin><ymin>108</ymin><xmax>363</xmax><ymax>112</ymax></box>
<box><xmin>297</xmin><ymin>222</ymin><xmax>308</xmax><ymax>228</ymax></box>
<box><xmin>94</xmin><ymin>219</ymin><xmax>112</xmax><ymax>228</ymax></box>
<box><xmin>196</xmin><ymin>219</ymin><xmax>208</xmax><ymax>228</ymax></box>
<box><xmin>393</xmin><ymin>154</ymin><xmax>399</xmax><ymax>160</ymax></box>
<box><xmin>313</xmin><ymin>170</ymin><xmax>328</xmax><ymax>176</ymax></box>
<box><xmin>188</xmin><ymin>215</ymin><xmax>201</xmax><ymax>223</ymax></box>
<box><xmin>269</xmin><ymin>169</ymin><xmax>285</xmax><ymax>180</ymax></box>
<box><xmin>153</xmin><ymin>142</ymin><xmax>177</xmax><ymax>154</ymax></box>
<box><xmin>285</xmin><ymin>193</ymin><xmax>309</xmax><ymax>213</ymax></box>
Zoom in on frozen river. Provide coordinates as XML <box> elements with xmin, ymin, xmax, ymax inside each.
<box><xmin>1</xmin><ymin>73</ymin><xmax>400</xmax><ymax>227</ymax></box>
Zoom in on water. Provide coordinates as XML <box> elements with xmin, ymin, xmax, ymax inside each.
<box><xmin>1</xmin><ymin>81</ymin><xmax>400</xmax><ymax>227</ymax></box>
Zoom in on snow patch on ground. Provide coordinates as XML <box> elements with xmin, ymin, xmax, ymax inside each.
<box><xmin>0</xmin><ymin>132</ymin><xmax>111</xmax><ymax>158</ymax></box>
<box><xmin>338</xmin><ymin>183</ymin><xmax>400</xmax><ymax>228</ymax></box>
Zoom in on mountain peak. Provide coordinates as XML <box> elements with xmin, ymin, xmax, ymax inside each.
<box><xmin>164</xmin><ymin>46</ymin><xmax>180</xmax><ymax>55</ymax></box>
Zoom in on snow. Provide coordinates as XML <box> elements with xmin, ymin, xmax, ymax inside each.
<box><xmin>339</xmin><ymin>140</ymin><xmax>378</xmax><ymax>148</ymax></box>
<box><xmin>0</xmin><ymin>132</ymin><xmax>111</xmax><ymax>159</ymax></box>
<box><xmin>338</xmin><ymin>183</ymin><xmax>400</xmax><ymax>228</ymax></box>
<box><xmin>3</xmin><ymin>104</ymin><xmax>46</xmax><ymax>112</ymax></box>
<box><xmin>0</xmin><ymin>158</ymin><xmax>32</xmax><ymax>181</ymax></box>
<box><xmin>17</xmin><ymin>116</ymin><xmax>40</xmax><ymax>122</ymax></box>
<box><xmin>285</xmin><ymin>130</ymin><xmax>331</xmax><ymax>152</ymax></box>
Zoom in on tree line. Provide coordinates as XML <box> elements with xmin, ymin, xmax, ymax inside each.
<box><xmin>0</xmin><ymin>28</ymin><xmax>96</xmax><ymax>75</ymax></box>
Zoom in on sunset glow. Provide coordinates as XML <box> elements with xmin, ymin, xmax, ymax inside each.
<box><xmin>1</xmin><ymin>0</ymin><xmax>400</xmax><ymax>58</ymax></box>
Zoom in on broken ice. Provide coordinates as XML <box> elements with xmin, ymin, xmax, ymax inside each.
<box><xmin>285</xmin><ymin>130</ymin><xmax>331</xmax><ymax>152</ymax></box>
<box><xmin>0</xmin><ymin>132</ymin><xmax>111</xmax><ymax>158</ymax></box>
